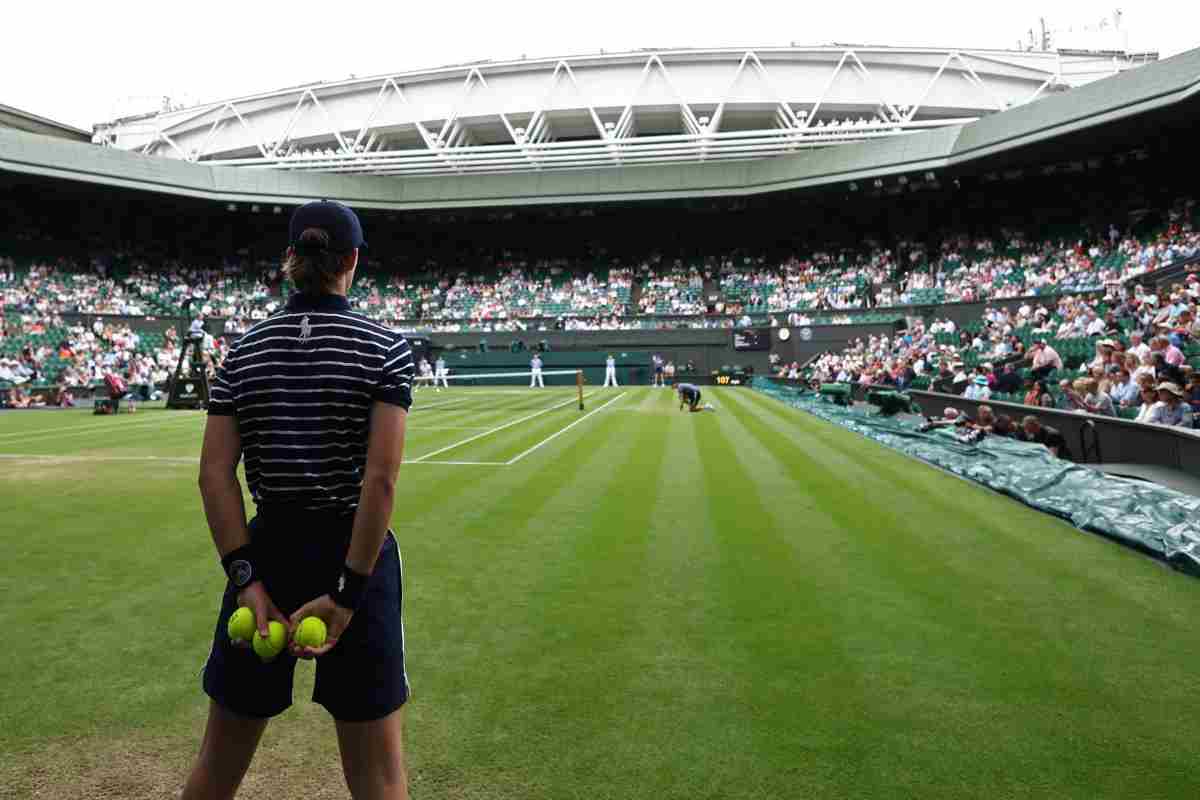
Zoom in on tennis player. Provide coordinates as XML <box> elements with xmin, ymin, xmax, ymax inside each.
<box><xmin>181</xmin><ymin>201</ymin><xmax>414</xmax><ymax>800</ymax></box>
<box><xmin>434</xmin><ymin>355</ymin><xmax>448</xmax><ymax>390</ymax></box>
<box><xmin>603</xmin><ymin>354</ymin><xmax>618</xmax><ymax>387</ymax></box>
<box><xmin>678</xmin><ymin>382</ymin><xmax>714</xmax><ymax>413</ymax></box>
<box><xmin>530</xmin><ymin>353</ymin><xmax>545</xmax><ymax>388</ymax></box>
<box><xmin>652</xmin><ymin>354</ymin><xmax>665</xmax><ymax>387</ymax></box>
<box><xmin>416</xmin><ymin>358</ymin><xmax>433</xmax><ymax>392</ymax></box>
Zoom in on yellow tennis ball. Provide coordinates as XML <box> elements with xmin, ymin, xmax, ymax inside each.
<box><xmin>227</xmin><ymin>607</ymin><xmax>255</xmax><ymax>643</ymax></box>
<box><xmin>252</xmin><ymin>621</ymin><xmax>287</xmax><ymax>662</ymax></box>
<box><xmin>295</xmin><ymin>616</ymin><xmax>328</xmax><ymax>649</ymax></box>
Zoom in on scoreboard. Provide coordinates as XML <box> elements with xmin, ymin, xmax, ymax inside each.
<box><xmin>733</xmin><ymin>328</ymin><xmax>771</xmax><ymax>351</ymax></box>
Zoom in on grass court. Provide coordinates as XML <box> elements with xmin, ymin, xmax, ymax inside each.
<box><xmin>1</xmin><ymin>384</ymin><xmax>1197</xmax><ymax>799</ymax></box>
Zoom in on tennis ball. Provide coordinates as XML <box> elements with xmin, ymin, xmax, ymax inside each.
<box><xmin>295</xmin><ymin>616</ymin><xmax>328</xmax><ymax>649</ymax></box>
<box><xmin>252</xmin><ymin>620</ymin><xmax>287</xmax><ymax>662</ymax></box>
<box><xmin>227</xmin><ymin>607</ymin><xmax>255</xmax><ymax>643</ymax></box>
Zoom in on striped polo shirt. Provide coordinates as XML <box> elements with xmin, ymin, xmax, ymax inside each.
<box><xmin>208</xmin><ymin>293</ymin><xmax>414</xmax><ymax>512</ymax></box>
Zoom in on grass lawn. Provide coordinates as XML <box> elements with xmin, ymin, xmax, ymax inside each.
<box><xmin>0</xmin><ymin>385</ymin><xmax>1197</xmax><ymax>799</ymax></box>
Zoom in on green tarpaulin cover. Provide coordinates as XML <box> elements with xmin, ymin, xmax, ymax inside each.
<box><xmin>753</xmin><ymin>377</ymin><xmax>1200</xmax><ymax>576</ymax></box>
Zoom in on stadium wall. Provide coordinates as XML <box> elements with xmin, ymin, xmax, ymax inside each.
<box><xmin>908</xmin><ymin>390</ymin><xmax>1200</xmax><ymax>477</ymax></box>
<box><xmin>432</xmin><ymin>328</ymin><xmax>759</xmax><ymax>378</ymax></box>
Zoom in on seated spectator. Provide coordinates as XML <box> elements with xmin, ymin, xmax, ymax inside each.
<box><xmin>1024</xmin><ymin>379</ymin><xmax>1051</xmax><ymax>407</ymax></box>
<box><xmin>1147</xmin><ymin>382</ymin><xmax>1194</xmax><ymax>427</ymax></box>
<box><xmin>992</xmin><ymin>413</ymin><xmax>1017</xmax><ymax>438</ymax></box>
<box><xmin>993</xmin><ymin>363</ymin><xmax>1022</xmax><ymax>395</ymax></box>
<box><xmin>963</xmin><ymin>375</ymin><xmax>991</xmax><ymax>401</ymax></box>
<box><xmin>1186</xmin><ymin>373</ymin><xmax>1200</xmax><ymax>413</ymax></box>
<box><xmin>1020</xmin><ymin>378</ymin><xmax>1037</xmax><ymax>405</ymax></box>
<box><xmin>1067</xmin><ymin>377</ymin><xmax>1116</xmax><ymax>417</ymax></box>
<box><xmin>1028</xmin><ymin>340</ymin><xmax>1063</xmax><ymax>380</ymax></box>
<box><xmin>1153</xmin><ymin>352</ymin><xmax>1187</xmax><ymax>388</ymax></box>
<box><xmin>972</xmin><ymin>404</ymin><xmax>996</xmax><ymax>432</ymax></box>
<box><xmin>1155</xmin><ymin>335</ymin><xmax>1186</xmax><ymax>368</ymax></box>
<box><xmin>1167</xmin><ymin>308</ymin><xmax>1198</xmax><ymax>348</ymax></box>
<box><xmin>1054</xmin><ymin>379</ymin><xmax>1075</xmax><ymax>410</ymax></box>
<box><xmin>1018</xmin><ymin>415</ymin><xmax>1071</xmax><ymax>459</ymax></box>
<box><xmin>1134</xmin><ymin>385</ymin><xmax>1161</xmax><ymax>423</ymax></box>
<box><xmin>1109</xmin><ymin>369</ymin><xmax>1140</xmax><ymax>408</ymax></box>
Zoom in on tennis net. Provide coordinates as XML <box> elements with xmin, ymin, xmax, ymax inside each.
<box><xmin>412</xmin><ymin>369</ymin><xmax>585</xmax><ymax>413</ymax></box>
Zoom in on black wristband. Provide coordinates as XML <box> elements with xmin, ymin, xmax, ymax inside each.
<box><xmin>332</xmin><ymin>564</ymin><xmax>369</xmax><ymax>610</ymax></box>
<box><xmin>221</xmin><ymin>544</ymin><xmax>258</xmax><ymax>589</ymax></box>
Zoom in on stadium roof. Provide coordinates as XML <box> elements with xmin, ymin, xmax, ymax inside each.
<box><xmin>92</xmin><ymin>45</ymin><xmax>1152</xmax><ymax>177</ymax></box>
<box><xmin>0</xmin><ymin>103</ymin><xmax>90</xmax><ymax>142</ymax></box>
<box><xmin>2</xmin><ymin>45</ymin><xmax>1199</xmax><ymax>210</ymax></box>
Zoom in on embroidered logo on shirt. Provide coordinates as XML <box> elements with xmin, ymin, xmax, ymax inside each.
<box><xmin>299</xmin><ymin>316</ymin><xmax>311</xmax><ymax>341</ymax></box>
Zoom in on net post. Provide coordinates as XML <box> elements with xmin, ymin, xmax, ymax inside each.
<box><xmin>577</xmin><ymin>369</ymin><xmax>584</xmax><ymax>411</ymax></box>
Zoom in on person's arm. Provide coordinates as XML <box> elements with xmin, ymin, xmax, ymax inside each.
<box><xmin>199</xmin><ymin>415</ymin><xmax>286</xmax><ymax>641</ymax></box>
<box><xmin>1178</xmin><ymin>405</ymin><xmax>1194</xmax><ymax>428</ymax></box>
<box><xmin>345</xmin><ymin>403</ymin><xmax>407</xmax><ymax>576</ymax></box>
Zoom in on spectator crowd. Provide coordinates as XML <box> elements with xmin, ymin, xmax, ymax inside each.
<box><xmin>4</xmin><ymin>200</ymin><xmax>1199</xmax><ymax>426</ymax></box>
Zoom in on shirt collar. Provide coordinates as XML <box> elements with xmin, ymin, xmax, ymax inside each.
<box><xmin>286</xmin><ymin>293</ymin><xmax>351</xmax><ymax>312</ymax></box>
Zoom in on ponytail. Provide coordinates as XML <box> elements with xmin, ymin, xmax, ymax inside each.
<box><xmin>283</xmin><ymin>228</ymin><xmax>350</xmax><ymax>294</ymax></box>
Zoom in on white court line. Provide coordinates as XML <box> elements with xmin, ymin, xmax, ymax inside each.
<box><xmin>409</xmin><ymin>391</ymin><xmax>595</xmax><ymax>463</ymax></box>
<box><xmin>505</xmin><ymin>391</ymin><xmax>626</xmax><ymax>465</ymax></box>
<box><xmin>0</xmin><ymin>453</ymin><xmax>199</xmax><ymax>465</ymax></box>
<box><xmin>410</xmin><ymin>397</ymin><xmax>470</xmax><ymax>411</ymax></box>
<box><xmin>0</xmin><ymin>453</ymin><xmax>503</xmax><ymax>467</ymax></box>
<box><xmin>0</xmin><ymin>410</ymin><xmax>204</xmax><ymax>439</ymax></box>
<box><xmin>0</xmin><ymin>411</ymin><xmax>205</xmax><ymax>444</ymax></box>
<box><xmin>410</xmin><ymin>425</ymin><xmax>495</xmax><ymax>431</ymax></box>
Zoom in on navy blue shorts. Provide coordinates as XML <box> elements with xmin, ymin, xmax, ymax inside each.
<box><xmin>202</xmin><ymin>510</ymin><xmax>409</xmax><ymax>722</ymax></box>
<box><xmin>684</xmin><ymin>389</ymin><xmax>700</xmax><ymax>404</ymax></box>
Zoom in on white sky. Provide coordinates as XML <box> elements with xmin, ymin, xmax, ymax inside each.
<box><xmin>3</xmin><ymin>0</ymin><xmax>1197</xmax><ymax>130</ymax></box>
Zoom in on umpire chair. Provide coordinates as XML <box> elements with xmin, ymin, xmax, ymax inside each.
<box><xmin>166</xmin><ymin>319</ymin><xmax>210</xmax><ymax>410</ymax></box>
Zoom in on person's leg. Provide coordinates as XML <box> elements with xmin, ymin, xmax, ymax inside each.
<box><xmin>335</xmin><ymin>708</ymin><xmax>409</xmax><ymax>800</ymax></box>
<box><xmin>181</xmin><ymin>701</ymin><xmax>269</xmax><ymax>800</ymax></box>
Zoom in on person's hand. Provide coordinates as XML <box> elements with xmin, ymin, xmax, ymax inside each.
<box><xmin>288</xmin><ymin>594</ymin><xmax>354</xmax><ymax>659</ymax></box>
<box><xmin>235</xmin><ymin>580</ymin><xmax>289</xmax><ymax>649</ymax></box>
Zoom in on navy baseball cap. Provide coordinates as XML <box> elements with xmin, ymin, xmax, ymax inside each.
<box><xmin>289</xmin><ymin>200</ymin><xmax>366</xmax><ymax>253</ymax></box>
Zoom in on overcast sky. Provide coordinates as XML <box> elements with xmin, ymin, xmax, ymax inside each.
<box><xmin>4</xmin><ymin>0</ymin><xmax>1197</xmax><ymax>130</ymax></box>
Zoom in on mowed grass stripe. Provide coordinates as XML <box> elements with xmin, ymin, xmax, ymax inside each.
<box><xmin>734</xmin><ymin>388</ymin><xmax>1196</xmax><ymax>617</ymax></box>
<box><xmin>407</xmin><ymin>392</ymin><xmax>591</xmax><ymax>461</ymax></box>
<box><xmin>401</xmin><ymin>399</ymin><xmax>638</xmax><ymax>797</ymax></box>
<box><xmin>2</xmin><ymin>422</ymin><xmax>208</xmax><ymax>458</ymax></box>
<box><xmin>689</xmin><ymin>395</ymin><xmax>884</xmax><ymax>797</ymax></box>
<box><xmin>0</xmin><ymin>408</ymin><xmax>146</xmax><ymax>436</ymax></box>
<box><xmin>0</xmin><ymin>457</ymin><xmax>223</xmax><ymax>751</ymax></box>
<box><xmin>456</xmin><ymin>400</ymin><xmax>664</xmax><ymax>794</ymax></box>
<box><xmin>439</xmin><ymin>396</ymin><xmax>612</xmax><ymax>464</ymax></box>
<box><xmin>720</xmin><ymin>387</ymin><xmax>1200</xmax><ymax>796</ymax></box>
<box><xmin>0</xmin><ymin>410</ymin><xmax>205</xmax><ymax>449</ymax></box>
